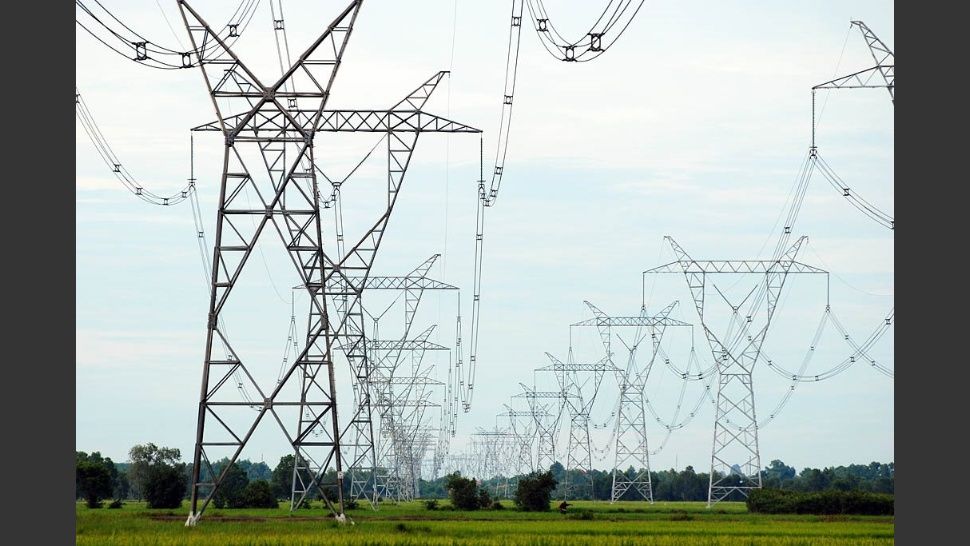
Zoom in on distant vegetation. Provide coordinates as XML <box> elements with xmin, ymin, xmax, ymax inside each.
<box><xmin>747</xmin><ymin>488</ymin><xmax>894</xmax><ymax>515</ymax></box>
<box><xmin>77</xmin><ymin>444</ymin><xmax>893</xmax><ymax>511</ymax></box>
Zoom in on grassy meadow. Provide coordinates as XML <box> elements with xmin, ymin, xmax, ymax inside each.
<box><xmin>76</xmin><ymin>499</ymin><xmax>894</xmax><ymax>545</ymax></box>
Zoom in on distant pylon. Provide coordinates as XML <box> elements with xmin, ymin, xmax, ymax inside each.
<box><xmin>643</xmin><ymin>236</ymin><xmax>828</xmax><ymax>505</ymax></box>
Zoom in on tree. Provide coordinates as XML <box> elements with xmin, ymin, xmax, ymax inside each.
<box><xmin>144</xmin><ymin>463</ymin><xmax>187</xmax><ymax>509</ymax></box>
<box><xmin>445</xmin><ymin>472</ymin><xmax>482</xmax><ymax>510</ymax></box>
<box><xmin>76</xmin><ymin>456</ymin><xmax>113</xmax><ymax>508</ymax></box>
<box><xmin>128</xmin><ymin>443</ymin><xmax>182</xmax><ymax>500</ymax></box>
<box><xmin>213</xmin><ymin>463</ymin><xmax>249</xmax><ymax>508</ymax></box>
<box><xmin>477</xmin><ymin>487</ymin><xmax>492</xmax><ymax>509</ymax></box>
<box><xmin>242</xmin><ymin>480</ymin><xmax>280</xmax><ymax>509</ymax></box>
<box><xmin>271</xmin><ymin>455</ymin><xmax>295</xmax><ymax>499</ymax></box>
<box><xmin>762</xmin><ymin>460</ymin><xmax>797</xmax><ymax>489</ymax></box>
<box><xmin>114</xmin><ymin>471</ymin><xmax>131</xmax><ymax>500</ymax></box>
<box><xmin>514</xmin><ymin>470</ymin><xmax>558</xmax><ymax>511</ymax></box>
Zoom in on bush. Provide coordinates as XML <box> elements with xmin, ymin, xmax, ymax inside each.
<box><xmin>478</xmin><ymin>488</ymin><xmax>492</xmax><ymax>509</ymax></box>
<box><xmin>76</xmin><ymin>460</ymin><xmax>113</xmax><ymax>508</ymax></box>
<box><xmin>514</xmin><ymin>471</ymin><xmax>558</xmax><ymax>512</ymax></box>
<box><xmin>445</xmin><ymin>473</ymin><xmax>482</xmax><ymax>511</ymax></box>
<box><xmin>242</xmin><ymin>480</ymin><xmax>279</xmax><ymax>508</ymax></box>
<box><xmin>491</xmin><ymin>501</ymin><xmax>505</xmax><ymax>510</ymax></box>
<box><xmin>746</xmin><ymin>488</ymin><xmax>894</xmax><ymax>515</ymax></box>
<box><xmin>344</xmin><ymin>499</ymin><xmax>359</xmax><ymax>510</ymax></box>
<box><xmin>144</xmin><ymin>464</ymin><xmax>187</xmax><ymax>509</ymax></box>
<box><xmin>423</xmin><ymin>499</ymin><xmax>439</xmax><ymax>510</ymax></box>
<box><xmin>212</xmin><ymin>464</ymin><xmax>249</xmax><ymax>509</ymax></box>
<box><xmin>107</xmin><ymin>499</ymin><xmax>124</xmax><ymax>509</ymax></box>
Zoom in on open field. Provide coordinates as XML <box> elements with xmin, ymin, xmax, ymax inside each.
<box><xmin>76</xmin><ymin>500</ymin><xmax>894</xmax><ymax>545</ymax></box>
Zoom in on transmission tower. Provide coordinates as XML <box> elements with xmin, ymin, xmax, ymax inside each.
<box><xmin>643</xmin><ymin>236</ymin><xmax>828</xmax><ymax>505</ymax></box>
<box><xmin>340</xmin><ymin>254</ymin><xmax>457</xmax><ymax>506</ymax></box>
<box><xmin>538</xmin><ymin>353</ymin><xmax>614</xmax><ymax>500</ymax></box>
<box><xmin>177</xmin><ymin>0</ymin><xmax>479</xmax><ymax>524</ymax></box>
<box><xmin>514</xmin><ymin>383</ymin><xmax>571</xmax><ymax>472</ymax></box>
<box><xmin>501</xmin><ymin>402</ymin><xmax>549</xmax><ymax>475</ymax></box>
<box><xmin>573</xmin><ymin>301</ymin><xmax>690</xmax><ymax>503</ymax></box>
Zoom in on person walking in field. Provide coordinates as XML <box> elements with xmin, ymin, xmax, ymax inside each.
<box><xmin>558</xmin><ymin>500</ymin><xmax>571</xmax><ymax>513</ymax></box>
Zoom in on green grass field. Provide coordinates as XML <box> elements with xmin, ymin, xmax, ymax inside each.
<box><xmin>75</xmin><ymin>499</ymin><xmax>894</xmax><ymax>545</ymax></box>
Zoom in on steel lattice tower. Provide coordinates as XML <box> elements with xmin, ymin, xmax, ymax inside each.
<box><xmin>573</xmin><ymin>301</ymin><xmax>690</xmax><ymax>503</ymax></box>
<box><xmin>515</xmin><ymin>384</ymin><xmax>570</xmax><ymax>472</ymax></box>
<box><xmin>538</xmin><ymin>353</ymin><xmax>614</xmax><ymax>500</ymax></box>
<box><xmin>643</xmin><ymin>236</ymin><xmax>828</xmax><ymax>505</ymax></box>
<box><xmin>178</xmin><ymin>0</ymin><xmax>479</xmax><ymax>524</ymax></box>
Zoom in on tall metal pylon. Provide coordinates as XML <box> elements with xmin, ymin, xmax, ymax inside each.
<box><xmin>178</xmin><ymin>0</ymin><xmax>479</xmax><ymax>524</ymax></box>
<box><xmin>643</xmin><ymin>236</ymin><xmax>828</xmax><ymax>505</ymax></box>
<box><xmin>515</xmin><ymin>383</ymin><xmax>570</xmax><ymax>472</ymax></box>
<box><xmin>538</xmin><ymin>353</ymin><xmax>614</xmax><ymax>500</ymax></box>
<box><xmin>345</xmin><ymin>254</ymin><xmax>457</xmax><ymax>506</ymax></box>
<box><xmin>573</xmin><ymin>301</ymin><xmax>690</xmax><ymax>503</ymax></box>
<box><xmin>501</xmin><ymin>402</ymin><xmax>548</xmax><ymax>474</ymax></box>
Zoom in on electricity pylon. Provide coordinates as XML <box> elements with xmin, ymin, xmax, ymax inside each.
<box><xmin>177</xmin><ymin>0</ymin><xmax>479</xmax><ymax>524</ymax></box>
<box><xmin>573</xmin><ymin>301</ymin><xmax>690</xmax><ymax>503</ymax></box>
<box><xmin>538</xmin><ymin>353</ymin><xmax>614</xmax><ymax>500</ymax></box>
<box><xmin>515</xmin><ymin>383</ymin><xmax>571</xmax><ymax>472</ymax></box>
<box><xmin>813</xmin><ymin>21</ymin><xmax>894</xmax><ymax>104</ymax></box>
<box><xmin>643</xmin><ymin>236</ymin><xmax>828</xmax><ymax>505</ymax></box>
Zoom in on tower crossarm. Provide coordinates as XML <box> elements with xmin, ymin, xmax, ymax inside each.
<box><xmin>570</xmin><ymin>315</ymin><xmax>690</xmax><ymax>327</ymax></box>
<box><xmin>194</xmin><ymin>109</ymin><xmax>481</xmax><ymax>135</ymax></box>
<box><xmin>535</xmin><ymin>362</ymin><xmax>619</xmax><ymax>373</ymax></box>
<box><xmin>299</xmin><ymin>276</ymin><xmax>458</xmax><ymax>293</ymax></box>
<box><xmin>643</xmin><ymin>260</ymin><xmax>827</xmax><ymax>275</ymax></box>
<box><xmin>377</xmin><ymin>376</ymin><xmax>444</xmax><ymax>386</ymax></box>
<box><xmin>812</xmin><ymin>20</ymin><xmax>893</xmax><ymax>102</ymax></box>
<box><xmin>367</xmin><ymin>339</ymin><xmax>449</xmax><ymax>351</ymax></box>
<box><xmin>812</xmin><ymin>66</ymin><xmax>893</xmax><ymax>91</ymax></box>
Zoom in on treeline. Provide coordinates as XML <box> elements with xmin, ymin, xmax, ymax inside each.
<box><xmin>77</xmin><ymin>444</ymin><xmax>893</xmax><ymax>508</ymax></box>
<box><xmin>76</xmin><ymin>444</ymin><xmax>354</xmax><ymax>508</ymax></box>
<box><xmin>420</xmin><ymin>459</ymin><xmax>894</xmax><ymax>501</ymax></box>
<box><xmin>746</xmin><ymin>488</ymin><xmax>894</xmax><ymax>515</ymax></box>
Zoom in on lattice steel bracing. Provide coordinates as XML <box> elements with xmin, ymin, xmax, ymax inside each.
<box><xmin>515</xmin><ymin>384</ymin><xmax>570</xmax><ymax>472</ymax></box>
<box><xmin>345</xmin><ymin>254</ymin><xmax>457</xmax><ymax>506</ymax></box>
<box><xmin>575</xmin><ymin>301</ymin><xmax>690</xmax><ymax>503</ymax></box>
<box><xmin>501</xmin><ymin>404</ymin><xmax>548</xmax><ymax>474</ymax></box>
<box><xmin>811</xmin><ymin>20</ymin><xmax>893</xmax><ymax>149</ymax></box>
<box><xmin>814</xmin><ymin>21</ymin><xmax>894</xmax><ymax>102</ymax></box>
<box><xmin>178</xmin><ymin>0</ymin><xmax>478</xmax><ymax>525</ymax></box>
<box><xmin>538</xmin><ymin>353</ymin><xmax>614</xmax><ymax>500</ymax></box>
<box><xmin>643</xmin><ymin>237</ymin><xmax>828</xmax><ymax>506</ymax></box>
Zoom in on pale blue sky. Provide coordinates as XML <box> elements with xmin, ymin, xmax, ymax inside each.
<box><xmin>76</xmin><ymin>0</ymin><xmax>893</xmax><ymax>473</ymax></box>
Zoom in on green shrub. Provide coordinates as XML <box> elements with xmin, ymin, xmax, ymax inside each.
<box><xmin>423</xmin><ymin>499</ymin><xmax>439</xmax><ymax>510</ymax></box>
<box><xmin>746</xmin><ymin>488</ymin><xmax>894</xmax><ymax>515</ymax></box>
<box><xmin>212</xmin><ymin>464</ymin><xmax>249</xmax><ymax>509</ymax></box>
<box><xmin>107</xmin><ymin>499</ymin><xmax>124</xmax><ymax>509</ymax></box>
<box><xmin>478</xmin><ymin>488</ymin><xmax>492</xmax><ymax>509</ymax></box>
<box><xmin>445</xmin><ymin>472</ymin><xmax>482</xmax><ymax>511</ymax></box>
<box><xmin>144</xmin><ymin>464</ymin><xmax>186</xmax><ymax>509</ymax></box>
<box><xmin>514</xmin><ymin>471</ymin><xmax>558</xmax><ymax>512</ymax></box>
<box><xmin>491</xmin><ymin>500</ymin><xmax>506</xmax><ymax>510</ymax></box>
<box><xmin>76</xmin><ymin>460</ymin><xmax>113</xmax><ymax>509</ymax></box>
<box><xmin>242</xmin><ymin>480</ymin><xmax>279</xmax><ymax>508</ymax></box>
